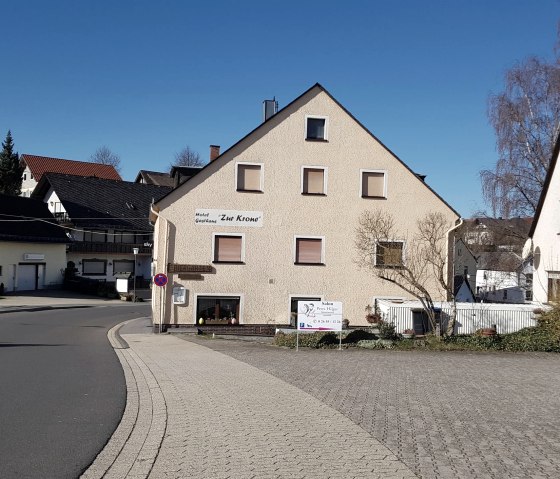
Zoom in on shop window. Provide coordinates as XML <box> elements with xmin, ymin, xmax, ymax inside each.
<box><xmin>361</xmin><ymin>170</ymin><xmax>386</xmax><ymax>198</ymax></box>
<box><xmin>197</xmin><ymin>296</ymin><xmax>240</xmax><ymax>325</ymax></box>
<box><xmin>213</xmin><ymin>234</ymin><xmax>244</xmax><ymax>263</ymax></box>
<box><xmin>82</xmin><ymin>259</ymin><xmax>107</xmax><ymax>275</ymax></box>
<box><xmin>375</xmin><ymin>241</ymin><xmax>404</xmax><ymax>267</ymax></box>
<box><xmin>305</xmin><ymin>116</ymin><xmax>328</xmax><ymax>141</ymax></box>
<box><xmin>295</xmin><ymin>237</ymin><xmax>324</xmax><ymax>265</ymax></box>
<box><xmin>236</xmin><ymin>163</ymin><xmax>263</xmax><ymax>192</ymax></box>
<box><xmin>302</xmin><ymin>167</ymin><xmax>327</xmax><ymax>195</ymax></box>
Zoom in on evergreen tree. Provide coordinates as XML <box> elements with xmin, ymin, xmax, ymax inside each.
<box><xmin>0</xmin><ymin>130</ymin><xmax>24</xmax><ymax>196</ymax></box>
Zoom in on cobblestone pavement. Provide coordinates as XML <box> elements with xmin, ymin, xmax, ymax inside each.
<box><xmin>186</xmin><ymin>337</ymin><xmax>560</xmax><ymax>479</ymax></box>
<box><xmin>86</xmin><ymin>331</ymin><xmax>415</xmax><ymax>479</ymax></box>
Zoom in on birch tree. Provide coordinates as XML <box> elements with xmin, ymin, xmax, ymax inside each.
<box><xmin>355</xmin><ymin>210</ymin><xmax>458</xmax><ymax>335</ymax></box>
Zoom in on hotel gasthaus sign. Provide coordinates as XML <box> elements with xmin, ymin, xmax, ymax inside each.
<box><xmin>195</xmin><ymin>209</ymin><xmax>263</xmax><ymax>227</ymax></box>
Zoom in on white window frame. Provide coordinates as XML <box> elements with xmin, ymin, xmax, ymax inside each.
<box><xmin>374</xmin><ymin>240</ymin><xmax>405</xmax><ymax>267</ymax></box>
<box><xmin>293</xmin><ymin>235</ymin><xmax>325</xmax><ymax>265</ymax></box>
<box><xmin>235</xmin><ymin>162</ymin><xmax>264</xmax><ymax>192</ymax></box>
<box><xmin>288</xmin><ymin>294</ymin><xmax>324</xmax><ymax>324</ymax></box>
<box><xmin>212</xmin><ymin>232</ymin><xmax>246</xmax><ymax>263</ymax></box>
<box><xmin>193</xmin><ymin>293</ymin><xmax>245</xmax><ymax>324</ymax></box>
<box><xmin>301</xmin><ymin>166</ymin><xmax>328</xmax><ymax>195</ymax></box>
<box><xmin>359</xmin><ymin>169</ymin><xmax>387</xmax><ymax>198</ymax></box>
<box><xmin>305</xmin><ymin>115</ymin><xmax>329</xmax><ymax>141</ymax></box>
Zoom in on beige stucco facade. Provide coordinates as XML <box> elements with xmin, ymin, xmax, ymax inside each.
<box><xmin>0</xmin><ymin>241</ymin><xmax>67</xmax><ymax>292</ymax></box>
<box><xmin>152</xmin><ymin>85</ymin><xmax>459</xmax><ymax>327</ymax></box>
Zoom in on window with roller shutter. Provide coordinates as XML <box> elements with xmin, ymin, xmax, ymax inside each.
<box><xmin>294</xmin><ymin>237</ymin><xmax>324</xmax><ymax>265</ymax></box>
<box><xmin>213</xmin><ymin>234</ymin><xmax>245</xmax><ymax>263</ymax></box>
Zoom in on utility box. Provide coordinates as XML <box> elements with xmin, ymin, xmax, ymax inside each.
<box><xmin>115</xmin><ymin>273</ymin><xmax>133</xmax><ymax>294</ymax></box>
<box><xmin>172</xmin><ymin>286</ymin><xmax>187</xmax><ymax>305</ymax></box>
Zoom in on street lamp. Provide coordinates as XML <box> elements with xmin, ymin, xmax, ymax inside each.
<box><xmin>133</xmin><ymin>247</ymin><xmax>139</xmax><ymax>302</ymax></box>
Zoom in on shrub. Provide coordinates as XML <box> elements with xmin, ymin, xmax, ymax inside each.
<box><xmin>343</xmin><ymin>329</ymin><xmax>377</xmax><ymax>344</ymax></box>
<box><xmin>378</xmin><ymin>321</ymin><xmax>397</xmax><ymax>340</ymax></box>
<box><xmin>273</xmin><ymin>332</ymin><xmax>339</xmax><ymax>349</ymax></box>
<box><xmin>357</xmin><ymin>339</ymin><xmax>392</xmax><ymax>349</ymax></box>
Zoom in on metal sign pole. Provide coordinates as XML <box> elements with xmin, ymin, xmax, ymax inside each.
<box><xmin>159</xmin><ymin>285</ymin><xmax>163</xmax><ymax>334</ymax></box>
<box><xmin>296</xmin><ymin>331</ymin><xmax>299</xmax><ymax>352</ymax></box>
<box><xmin>339</xmin><ymin>331</ymin><xmax>342</xmax><ymax>350</ymax></box>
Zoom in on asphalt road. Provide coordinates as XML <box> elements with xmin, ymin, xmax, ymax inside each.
<box><xmin>0</xmin><ymin>303</ymin><xmax>151</xmax><ymax>479</ymax></box>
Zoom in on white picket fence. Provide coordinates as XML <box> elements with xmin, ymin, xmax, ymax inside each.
<box><xmin>377</xmin><ymin>300</ymin><xmax>542</xmax><ymax>335</ymax></box>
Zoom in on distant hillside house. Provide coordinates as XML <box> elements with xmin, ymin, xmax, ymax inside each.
<box><xmin>20</xmin><ymin>154</ymin><xmax>122</xmax><ymax>197</ymax></box>
<box><xmin>32</xmin><ymin>174</ymin><xmax>171</xmax><ymax>283</ymax></box>
<box><xmin>0</xmin><ymin>194</ymin><xmax>69</xmax><ymax>292</ymax></box>
<box><xmin>151</xmin><ymin>83</ymin><xmax>459</xmax><ymax>329</ymax></box>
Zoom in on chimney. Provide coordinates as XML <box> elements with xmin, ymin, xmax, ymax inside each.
<box><xmin>263</xmin><ymin>98</ymin><xmax>278</xmax><ymax>122</ymax></box>
<box><xmin>210</xmin><ymin>145</ymin><xmax>220</xmax><ymax>162</ymax></box>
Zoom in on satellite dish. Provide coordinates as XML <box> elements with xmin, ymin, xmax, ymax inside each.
<box><xmin>522</xmin><ymin>238</ymin><xmax>533</xmax><ymax>260</ymax></box>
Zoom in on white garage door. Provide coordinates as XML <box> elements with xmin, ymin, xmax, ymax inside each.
<box><xmin>18</xmin><ymin>264</ymin><xmax>37</xmax><ymax>291</ymax></box>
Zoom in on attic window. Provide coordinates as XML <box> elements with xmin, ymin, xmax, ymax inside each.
<box><xmin>305</xmin><ymin>116</ymin><xmax>328</xmax><ymax>141</ymax></box>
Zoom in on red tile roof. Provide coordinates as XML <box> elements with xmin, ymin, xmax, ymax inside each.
<box><xmin>21</xmin><ymin>154</ymin><xmax>122</xmax><ymax>183</ymax></box>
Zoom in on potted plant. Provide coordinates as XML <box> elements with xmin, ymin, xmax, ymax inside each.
<box><xmin>342</xmin><ymin>318</ymin><xmax>350</xmax><ymax>329</ymax></box>
<box><xmin>402</xmin><ymin>329</ymin><xmax>415</xmax><ymax>339</ymax></box>
<box><xmin>365</xmin><ymin>305</ymin><xmax>382</xmax><ymax>325</ymax></box>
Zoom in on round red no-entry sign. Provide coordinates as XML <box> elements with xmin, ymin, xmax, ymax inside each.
<box><xmin>153</xmin><ymin>273</ymin><xmax>168</xmax><ymax>287</ymax></box>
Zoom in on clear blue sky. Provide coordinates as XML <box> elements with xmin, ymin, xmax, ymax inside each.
<box><xmin>2</xmin><ymin>0</ymin><xmax>558</xmax><ymax>217</ymax></box>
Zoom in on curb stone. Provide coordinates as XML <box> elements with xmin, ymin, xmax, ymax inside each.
<box><xmin>81</xmin><ymin>319</ymin><xmax>167</xmax><ymax>479</ymax></box>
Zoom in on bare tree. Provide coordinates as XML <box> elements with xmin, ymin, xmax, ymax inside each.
<box><xmin>482</xmin><ymin>48</ymin><xmax>560</xmax><ymax>218</ymax></box>
<box><xmin>90</xmin><ymin>146</ymin><xmax>121</xmax><ymax>173</ymax></box>
<box><xmin>170</xmin><ymin>146</ymin><xmax>203</xmax><ymax>171</ymax></box>
<box><xmin>355</xmin><ymin>210</ymin><xmax>458</xmax><ymax>335</ymax></box>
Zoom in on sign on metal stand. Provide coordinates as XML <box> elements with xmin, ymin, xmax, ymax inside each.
<box><xmin>153</xmin><ymin>273</ymin><xmax>168</xmax><ymax>333</ymax></box>
<box><xmin>296</xmin><ymin>301</ymin><xmax>343</xmax><ymax>351</ymax></box>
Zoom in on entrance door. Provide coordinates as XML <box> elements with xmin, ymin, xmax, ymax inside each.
<box><xmin>18</xmin><ymin>264</ymin><xmax>38</xmax><ymax>291</ymax></box>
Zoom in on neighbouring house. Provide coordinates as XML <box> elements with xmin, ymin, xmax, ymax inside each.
<box><xmin>150</xmin><ymin>83</ymin><xmax>460</xmax><ymax>329</ymax></box>
<box><xmin>0</xmin><ymin>194</ymin><xmax>69</xmax><ymax>292</ymax></box>
<box><xmin>135</xmin><ymin>166</ymin><xmax>202</xmax><ymax>189</ymax></box>
<box><xmin>528</xmin><ymin>134</ymin><xmax>560</xmax><ymax>303</ymax></box>
<box><xmin>461</xmin><ymin>216</ymin><xmax>531</xmax><ymax>254</ymax></box>
<box><xmin>475</xmin><ymin>251</ymin><xmax>531</xmax><ymax>303</ymax></box>
<box><xmin>135</xmin><ymin>170</ymin><xmax>176</xmax><ymax>187</ymax></box>
<box><xmin>32</xmin><ymin>174</ymin><xmax>171</xmax><ymax>284</ymax></box>
<box><xmin>453</xmin><ymin>238</ymin><xmax>477</xmax><ymax>301</ymax></box>
<box><xmin>20</xmin><ymin>154</ymin><xmax>122</xmax><ymax>197</ymax></box>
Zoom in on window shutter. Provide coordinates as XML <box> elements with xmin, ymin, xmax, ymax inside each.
<box><xmin>304</xmin><ymin>169</ymin><xmax>324</xmax><ymax>194</ymax></box>
<box><xmin>362</xmin><ymin>172</ymin><xmax>385</xmax><ymax>197</ymax></box>
<box><xmin>296</xmin><ymin>238</ymin><xmax>322</xmax><ymax>263</ymax></box>
<box><xmin>215</xmin><ymin>236</ymin><xmax>242</xmax><ymax>262</ymax></box>
<box><xmin>238</xmin><ymin>165</ymin><xmax>261</xmax><ymax>191</ymax></box>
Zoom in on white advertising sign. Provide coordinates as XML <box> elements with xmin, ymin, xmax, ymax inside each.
<box><xmin>195</xmin><ymin>209</ymin><xmax>263</xmax><ymax>227</ymax></box>
<box><xmin>297</xmin><ymin>301</ymin><xmax>343</xmax><ymax>331</ymax></box>
<box><xmin>116</xmin><ymin>278</ymin><xmax>129</xmax><ymax>293</ymax></box>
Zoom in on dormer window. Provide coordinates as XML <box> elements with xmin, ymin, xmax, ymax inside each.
<box><xmin>305</xmin><ymin>115</ymin><xmax>328</xmax><ymax>141</ymax></box>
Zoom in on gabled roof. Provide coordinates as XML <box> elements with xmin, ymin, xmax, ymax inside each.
<box><xmin>529</xmin><ymin>133</ymin><xmax>560</xmax><ymax>237</ymax></box>
<box><xmin>0</xmin><ymin>194</ymin><xmax>69</xmax><ymax>243</ymax></box>
<box><xmin>453</xmin><ymin>275</ymin><xmax>475</xmax><ymax>299</ymax></box>
<box><xmin>21</xmin><ymin>154</ymin><xmax>122</xmax><ymax>183</ymax></box>
<box><xmin>135</xmin><ymin>170</ymin><xmax>175</xmax><ymax>187</ymax></box>
<box><xmin>32</xmin><ymin>174</ymin><xmax>172</xmax><ymax>231</ymax></box>
<box><xmin>154</xmin><ymin>83</ymin><xmax>460</xmax><ymax>217</ymax></box>
<box><xmin>455</xmin><ymin>238</ymin><xmax>477</xmax><ymax>262</ymax></box>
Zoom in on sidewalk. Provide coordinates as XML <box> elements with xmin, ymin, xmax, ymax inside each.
<box><xmin>83</xmin><ymin>320</ymin><xmax>415</xmax><ymax>479</ymax></box>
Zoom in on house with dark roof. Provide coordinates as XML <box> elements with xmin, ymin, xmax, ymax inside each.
<box><xmin>135</xmin><ymin>166</ymin><xmax>203</xmax><ymax>188</ymax></box>
<box><xmin>150</xmin><ymin>83</ymin><xmax>460</xmax><ymax>329</ymax></box>
<box><xmin>20</xmin><ymin>154</ymin><xmax>122</xmax><ymax>197</ymax></box>
<box><xmin>32</xmin><ymin>174</ymin><xmax>171</xmax><ymax>283</ymax></box>
<box><xmin>528</xmin><ymin>133</ymin><xmax>560</xmax><ymax>303</ymax></box>
<box><xmin>0</xmin><ymin>194</ymin><xmax>69</xmax><ymax>292</ymax></box>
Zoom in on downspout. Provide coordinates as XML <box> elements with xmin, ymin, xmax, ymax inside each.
<box><xmin>150</xmin><ymin>203</ymin><xmax>169</xmax><ymax>333</ymax></box>
<box><xmin>445</xmin><ymin>217</ymin><xmax>463</xmax><ymax>335</ymax></box>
